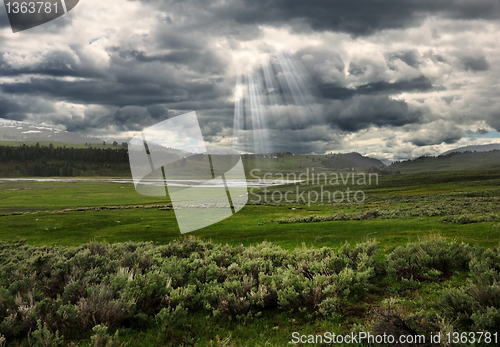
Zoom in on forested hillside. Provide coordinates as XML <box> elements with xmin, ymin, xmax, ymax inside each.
<box><xmin>389</xmin><ymin>150</ymin><xmax>500</xmax><ymax>173</ymax></box>
<box><xmin>0</xmin><ymin>143</ymin><xmax>130</xmax><ymax>177</ymax></box>
<box><xmin>0</xmin><ymin>144</ymin><xmax>389</xmax><ymax>178</ymax></box>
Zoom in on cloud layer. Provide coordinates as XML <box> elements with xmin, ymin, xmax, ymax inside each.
<box><xmin>0</xmin><ymin>0</ymin><xmax>499</xmax><ymax>159</ymax></box>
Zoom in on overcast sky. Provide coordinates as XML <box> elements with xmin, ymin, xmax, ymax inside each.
<box><xmin>1</xmin><ymin>0</ymin><xmax>500</xmax><ymax>160</ymax></box>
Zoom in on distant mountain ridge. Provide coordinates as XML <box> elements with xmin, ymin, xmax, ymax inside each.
<box><xmin>242</xmin><ymin>152</ymin><xmax>386</xmax><ymax>176</ymax></box>
<box><xmin>389</xmin><ymin>149</ymin><xmax>500</xmax><ymax>173</ymax></box>
<box><xmin>441</xmin><ymin>143</ymin><xmax>500</xmax><ymax>155</ymax></box>
<box><xmin>0</xmin><ymin>118</ymin><xmax>105</xmax><ymax>145</ymax></box>
<box><xmin>321</xmin><ymin>152</ymin><xmax>386</xmax><ymax>169</ymax></box>
<box><xmin>0</xmin><ymin>119</ymin><xmax>386</xmax><ymax>171</ymax></box>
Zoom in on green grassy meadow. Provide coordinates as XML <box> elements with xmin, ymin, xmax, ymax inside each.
<box><xmin>1</xmin><ymin>170</ymin><xmax>499</xmax><ymax>250</ymax></box>
<box><xmin>1</xmin><ymin>169</ymin><xmax>500</xmax><ymax>346</ymax></box>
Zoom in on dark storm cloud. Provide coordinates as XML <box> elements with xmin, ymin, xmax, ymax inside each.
<box><xmin>319</xmin><ymin>76</ymin><xmax>435</xmax><ymax>100</ymax></box>
<box><xmin>441</xmin><ymin>96</ymin><xmax>455</xmax><ymax>105</ymax></box>
<box><xmin>1</xmin><ymin>70</ymin><xmax>231</xmax><ymax>132</ymax></box>
<box><xmin>142</xmin><ymin>0</ymin><xmax>500</xmax><ymax>36</ymax></box>
<box><xmin>0</xmin><ymin>96</ymin><xmax>25</xmax><ymax>120</ymax></box>
<box><xmin>147</xmin><ymin>105</ymin><xmax>170</xmax><ymax>119</ymax></box>
<box><xmin>388</xmin><ymin>50</ymin><xmax>421</xmax><ymax>68</ymax></box>
<box><xmin>61</xmin><ymin>102</ymin><xmax>235</xmax><ymax>137</ymax></box>
<box><xmin>61</xmin><ymin>109</ymin><xmax>116</xmax><ymax>133</ymax></box>
<box><xmin>0</xmin><ymin>50</ymin><xmax>90</xmax><ymax>78</ymax></box>
<box><xmin>424</xmin><ymin>51</ymin><xmax>447</xmax><ymax>64</ymax></box>
<box><xmin>466</xmin><ymin>128</ymin><xmax>489</xmax><ymax>135</ymax></box>
<box><xmin>0</xmin><ymin>3</ymin><xmax>233</xmax><ymax>119</ymax></box>
<box><xmin>407</xmin><ymin>123</ymin><xmax>463</xmax><ymax>146</ymax></box>
<box><xmin>294</xmin><ymin>47</ymin><xmax>437</xmax><ymax>100</ymax></box>
<box><xmin>115</xmin><ymin>47</ymin><xmax>227</xmax><ymax>75</ymax></box>
<box><xmin>123</xmin><ymin>50</ymin><xmax>202</xmax><ymax>64</ymax></box>
<box><xmin>262</xmin><ymin>127</ymin><xmax>342</xmax><ymax>154</ymax></box>
<box><xmin>459</xmin><ymin>54</ymin><xmax>490</xmax><ymax>72</ymax></box>
<box><xmin>0</xmin><ymin>49</ymin><xmax>231</xmax><ymax>109</ymax></box>
<box><xmin>60</xmin><ymin>106</ymin><xmax>167</xmax><ymax>133</ymax></box>
<box><xmin>410</xmin><ymin>134</ymin><xmax>461</xmax><ymax>146</ymax></box>
<box><xmin>488</xmin><ymin>114</ymin><xmax>500</xmax><ymax>132</ymax></box>
<box><xmin>1</xmin><ymin>78</ymin><xmax>178</xmax><ymax>106</ymax></box>
<box><xmin>0</xmin><ymin>74</ymin><xmax>235</xmax><ymax>135</ymax></box>
<box><xmin>327</xmin><ymin>95</ymin><xmax>423</xmax><ymax>132</ymax></box>
<box><xmin>348</xmin><ymin>63</ymin><xmax>365</xmax><ymax>76</ymax></box>
<box><xmin>0</xmin><ymin>92</ymin><xmax>57</xmax><ymax>121</ymax></box>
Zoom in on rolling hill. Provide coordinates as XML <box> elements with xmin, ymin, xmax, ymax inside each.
<box><xmin>389</xmin><ymin>150</ymin><xmax>500</xmax><ymax>173</ymax></box>
<box><xmin>0</xmin><ymin>118</ymin><xmax>387</xmax><ymax>177</ymax></box>
<box><xmin>0</xmin><ymin>118</ymin><xmax>104</xmax><ymax>145</ymax></box>
<box><xmin>441</xmin><ymin>143</ymin><xmax>500</xmax><ymax>155</ymax></box>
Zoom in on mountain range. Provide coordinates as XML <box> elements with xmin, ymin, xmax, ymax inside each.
<box><xmin>389</xmin><ymin>149</ymin><xmax>500</xmax><ymax>173</ymax></box>
<box><xmin>1</xmin><ymin>118</ymin><xmax>499</xmax><ymax>174</ymax></box>
<box><xmin>0</xmin><ymin>118</ymin><xmax>105</xmax><ymax>145</ymax></box>
<box><xmin>441</xmin><ymin>143</ymin><xmax>500</xmax><ymax>155</ymax></box>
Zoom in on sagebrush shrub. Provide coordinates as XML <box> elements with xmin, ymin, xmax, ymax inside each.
<box><xmin>29</xmin><ymin>320</ymin><xmax>64</xmax><ymax>347</ymax></box>
<box><xmin>471</xmin><ymin>306</ymin><xmax>500</xmax><ymax>331</ymax></box>
<box><xmin>155</xmin><ymin>304</ymin><xmax>188</xmax><ymax>331</ymax></box>
<box><xmin>7</xmin><ymin>237</ymin><xmax>499</xmax><ymax>345</ymax></box>
<box><xmin>370</xmin><ymin>309</ymin><xmax>421</xmax><ymax>346</ymax></box>
<box><xmin>386</xmin><ymin>237</ymin><xmax>470</xmax><ymax>281</ymax></box>
<box><xmin>469</xmin><ymin>245</ymin><xmax>500</xmax><ymax>285</ymax></box>
<box><xmin>90</xmin><ymin>324</ymin><xmax>127</xmax><ymax>347</ymax></box>
<box><xmin>440</xmin><ymin>245</ymin><xmax>500</xmax><ymax>332</ymax></box>
<box><xmin>78</xmin><ymin>284</ymin><xmax>131</xmax><ymax>330</ymax></box>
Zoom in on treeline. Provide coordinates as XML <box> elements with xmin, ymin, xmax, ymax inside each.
<box><xmin>0</xmin><ymin>143</ymin><xmax>129</xmax><ymax>163</ymax></box>
<box><xmin>389</xmin><ymin>149</ymin><xmax>500</xmax><ymax>173</ymax></box>
<box><xmin>0</xmin><ymin>143</ymin><xmax>131</xmax><ymax>177</ymax></box>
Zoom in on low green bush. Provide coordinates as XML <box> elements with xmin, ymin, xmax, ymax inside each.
<box><xmin>90</xmin><ymin>325</ymin><xmax>127</xmax><ymax>347</ymax></box>
<box><xmin>0</xmin><ymin>238</ymin><xmax>379</xmax><ymax>344</ymax></box>
<box><xmin>30</xmin><ymin>320</ymin><xmax>65</xmax><ymax>347</ymax></box>
<box><xmin>1</xmin><ymin>237</ymin><xmax>500</xmax><ymax>345</ymax></box>
<box><xmin>439</xmin><ymin>245</ymin><xmax>500</xmax><ymax>334</ymax></box>
<box><xmin>386</xmin><ymin>237</ymin><xmax>470</xmax><ymax>282</ymax></box>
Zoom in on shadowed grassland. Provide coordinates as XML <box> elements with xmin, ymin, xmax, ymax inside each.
<box><xmin>0</xmin><ymin>170</ymin><xmax>499</xmax><ymax>250</ymax></box>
